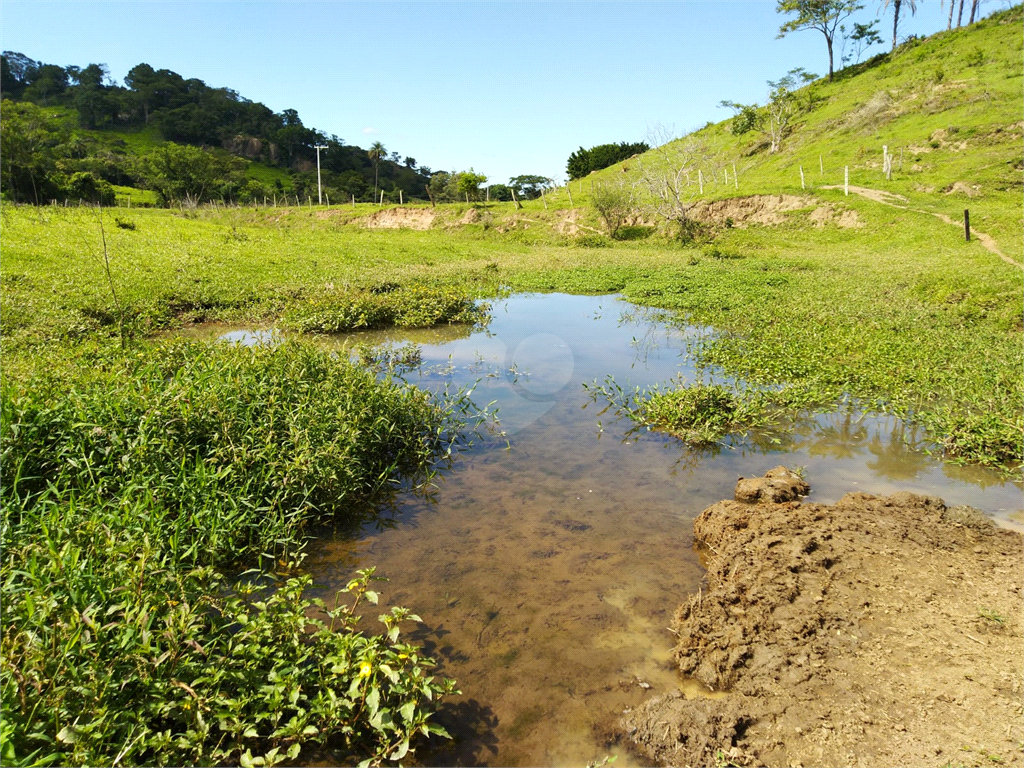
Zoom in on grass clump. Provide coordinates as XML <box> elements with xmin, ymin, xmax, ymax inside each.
<box><xmin>282</xmin><ymin>284</ymin><xmax>483</xmax><ymax>334</ymax></box>
<box><xmin>638</xmin><ymin>384</ymin><xmax>758</xmax><ymax>444</ymax></box>
<box><xmin>587</xmin><ymin>378</ymin><xmax>788</xmax><ymax>446</ymax></box>
<box><xmin>1</xmin><ymin>340</ymin><xmax>468</xmax><ymax>766</ymax></box>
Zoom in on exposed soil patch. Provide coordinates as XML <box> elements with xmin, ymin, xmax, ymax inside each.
<box><xmin>623</xmin><ymin>468</ymin><xmax>1024</xmax><ymax>767</ymax></box>
<box><xmin>362</xmin><ymin>207</ymin><xmax>436</xmax><ymax>230</ymax></box>
<box><xmin>691</xmin><ymin>194</ymin><xmax>811</xmax><ymax>227</ymax></box>
<box><xmin>943</xmin><ymin>181</ymin><xmax>982</xmax><ymax>198</ymax></box>
<box><xmin>807</xmin><ymin>205</ymin><xmax>862</xmax><ymax>229</ymax></box>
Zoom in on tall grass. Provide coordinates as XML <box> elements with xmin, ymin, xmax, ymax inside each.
<box><xmin>1</xmin><ymin>340</ymin><xmax>471</xmax><ymax>766</ymax></box>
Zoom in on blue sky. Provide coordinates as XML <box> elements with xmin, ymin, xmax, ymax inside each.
<box><xmin>1</xmin><ymin>0</ymin><xmax>980</xmax><ymax>184</ymax></box>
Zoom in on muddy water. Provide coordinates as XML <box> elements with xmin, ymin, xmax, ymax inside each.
<box><xmin>203</xmin><ymin>294</ymin><xmax>1022</xmax><ymax>766</ymax></box>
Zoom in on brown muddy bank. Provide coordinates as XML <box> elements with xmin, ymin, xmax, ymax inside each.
<box><xmin>622</xmin><ymin>468</ymin><xmax>1024</xmax><ymax>768</ymax></box>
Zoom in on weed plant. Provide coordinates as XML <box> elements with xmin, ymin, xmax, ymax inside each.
<box><xmin>1</xmin><ymin>340</ymin><xmax>471</xmax><ymax>766</ymax></box>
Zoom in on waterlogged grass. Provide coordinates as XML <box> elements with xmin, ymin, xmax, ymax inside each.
<box><xmin>3</xmin><ymin>197</ymin><xmax>1020</xmax><ymax>471</ymax></box>
<box><xmin>588</xmin><ymin>378</ymin><xmax>824</xmax><ymax>447</ymax></box>
<box><xmin>1</xmin><ymin>340</ymin><xmax>472</xmax><ymax>766</ymax></box>
<box><xmin>282</xmin><ymin>284</ymin><xmax>484</xmax><ymax>334</ymax></box>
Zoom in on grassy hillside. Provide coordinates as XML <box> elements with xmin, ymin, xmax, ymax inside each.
<box><xmin>572</xmin><ymin>4</ymin><xmax>1023</xmax><ymax>255</ymax></box>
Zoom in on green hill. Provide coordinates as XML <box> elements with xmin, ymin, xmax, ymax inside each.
<box><xmin>568</xmin><ymin>3</ymin><xmax>1022</xmax><ymax>256</ymax></box>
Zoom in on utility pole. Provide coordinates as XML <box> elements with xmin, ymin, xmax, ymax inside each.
<box><xmin>314</xmin><ymin>145</ymin><xmax>328</xmax><ymax>205</ymax></box>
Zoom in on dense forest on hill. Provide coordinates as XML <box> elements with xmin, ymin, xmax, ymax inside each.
<box><xmin>0</xmin><ymin>52</ymin><xmax>433</xmax><ymax>204</ymax></box>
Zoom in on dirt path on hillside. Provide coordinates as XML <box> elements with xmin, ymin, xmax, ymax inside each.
<box><xmin>821</xmin><ymin>184</ymin><xmax>1022</xmax><ymax>269</ymax></box>
<box><xmin>621</xmin><ymin>468</ymin><xmax>1024</xmax><ymax>768</ymax></box>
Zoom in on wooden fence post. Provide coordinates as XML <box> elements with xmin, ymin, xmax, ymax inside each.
<box><xmin>844</xmin><ymin>166</ymin><xmax>849</xmax><ymax>196</ymax></box>
<box><xmin>800</xmin><ymin>165</ymin><xmax>805</xmax><ymax>190</ymax></box>
<box><xmin>964</xmin><ymin>209</ymin><xmax>971</xmax><ymax>242</ymax></box>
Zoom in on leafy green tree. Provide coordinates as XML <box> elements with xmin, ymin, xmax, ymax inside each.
<box><xmin>566</xmin><ymin>141</ymin><xmax>650</xmax><ymax>179</ymax></box>
<box><xmin>508</xmin><ymin>175</ymin><xmax>553</xmax><ymax>200</ymax></box>
<box><xmin>71</xmin><ymin>63</ymin><xmax>117</xmax><ymax>129</ymax></box>
<box><xmin>124</xmin><ymin>63</ymin><xmax>158</xmax><ymax>123</ymax></box>
<box><xmin>428</xmin><ymin>171</ymin><xmax>452</xmax><ymax>202</ymax></box>
<box><xmin>368</xmin><ymin>141</ymin><xmax>386</xmax><ymax>199</ymax></box>
<box><xmin>142</xmin><ymin>143</ymin><xmax>243</xmax><ymax>205</ymax></box>
<box><xmin>487</xmin><ymin>183</ymin><xmax>512</xmax><ymax>202</ymax></box>
<box><xmin>1</xmin><ymin>51</ymin><xmax>39</xmax><ymax>98</ymax></box>
<box><xmin>776</xmin><ymin>0</ymin><xmax>863</xmax><ymax>81</ymax></box>
<box><xmin>0</xmin><ymin>99</ymin><xmax>72</xmax><ymax>203</ymax></box>
<box><xmin>64</xmin><ymin>171</ymin><xmax>114</xmax><ymax>205</ymax></box>
<box><xmin>840</xmin><ymin>21</ymin><xmax>883</xmax><ymax>66</ymax></box>
<box><xmin>456</xmin><ymin>169</ymin><xmax>487</xmax><ymax>202</ymax></box>
<box><xmin>22</xmin><ymin>64</ymin><xmax>68</xmax><ymax>106</ymax></box>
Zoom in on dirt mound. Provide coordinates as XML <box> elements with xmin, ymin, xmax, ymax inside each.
<box><xmin>363</xmin><ymin>207</ymin><xmax>435</xmax><ymax>230</ymax></box>
<box><xmin>807</xmin><ymin>205</ymin><xmax>862</xmax><ymax>229</ymax></box>
<box><xmin>691</xmin><ymin>195</ymin><xmax>810</xmax><ymax>227</ymax></box>
<box><xmin>622</xmin><ymin>469</ymin><xmax>1023</xmax><ymax>767</ymax></box>
<box><xmin>943</xmin><ymin>181</ymin><xmax>982</xmax><ymax>198</ymax></box>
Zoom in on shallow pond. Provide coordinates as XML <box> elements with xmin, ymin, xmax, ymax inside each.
<box><xmin>196</xmin><ymin>293</ymin><xmax>1022</xmax><ymax>766</ymax></box>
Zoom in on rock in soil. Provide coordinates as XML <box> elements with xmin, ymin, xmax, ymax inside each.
<box><xmin>622</xmin><ymin>469</ymin><xmax>1024</xmax><ymax>768</ymax></box>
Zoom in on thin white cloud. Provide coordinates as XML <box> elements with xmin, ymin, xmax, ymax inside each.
<box><xmin>362</xmin><ymin>127</ymin><xmax>378</xmax><ymax>134</ymax></box>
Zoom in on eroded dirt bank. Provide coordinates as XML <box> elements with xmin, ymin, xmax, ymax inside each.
<box><xmin>622</xmin><ymin>468</ymin><xmax>1024</xmax><ymax>767</ymax></box>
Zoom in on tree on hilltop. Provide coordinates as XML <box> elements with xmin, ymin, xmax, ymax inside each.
<box><xmin>878</xmin><ymin>0</ymin><xmax>917</xmax><ymax>51</ymax></box>
<box><xmin>721</xmin><ymin>68</ymin><xmax>817</xmax><ymax>153</ymax></box>
<box><xmin>509</xmin><ymin>175</ymin><xmax>553</xmax><ymax>200</ymax></box>
<box><xmin>776</xmin><ymin>0</ymin><xmax>863</xmax><ymax>81</ymax></box>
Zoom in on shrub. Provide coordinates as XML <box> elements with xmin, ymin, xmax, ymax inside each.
<box><xmin>591</xmin><ymin>185</ymin><xmax>634</xmax><ymax>239</ymax></box>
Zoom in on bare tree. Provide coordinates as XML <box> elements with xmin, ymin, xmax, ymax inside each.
<box><xmin>633</xmin><ymin>128</ymin><xmax>721</xmax><ymax>238</ymax></box>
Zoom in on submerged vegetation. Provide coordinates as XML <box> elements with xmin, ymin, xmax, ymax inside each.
<box><xmin>0</xmin><ymin>341</ymin><xmax>470</xmax><ymax>765</ymax></box>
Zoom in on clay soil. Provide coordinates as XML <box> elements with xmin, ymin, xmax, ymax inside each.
<box><xmin>622</xmin><ymin>468</ymin><xmax>1024</xmax><ymax>768</ymax></box>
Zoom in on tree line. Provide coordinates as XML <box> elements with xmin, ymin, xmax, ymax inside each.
<box><xmin>0</xmin><ymin>52</ymin><xmax>434</xmax><ymax>204</ymax></box>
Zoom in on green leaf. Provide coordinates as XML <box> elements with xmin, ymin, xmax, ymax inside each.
<box><xmin>364</xmin><ymin>591</ymin><xmax>378</xmax><ymax>605</ymax></box>
<box><xmin>286</xmin><ymin>743</ymin><xmax>301</xmax><ymax>760</ymax></box>
<box><xmin>400</xmin><ymin>701</ymin><xmax>416</xmax><ymax>723</ymax></box>
<box><xmin>243</xmin><ymin>726</ymin><xmax>259</xmax><ymax>739</ymax></box>
<box><xmin>240</xmin><ymin>749</ymin><xmax>255</xmax><ymax>768</ymax></box>
<box><xmin>366</xmin><ymin>686</ymin><xmax>380</xmax><ymax>716</ymax></box>
<box><xmin>387</xmin><ymin>626</ymin><xmax>400</xmax><ymax>644</ymax></box>
<box><xmin>427</xmin><ymin>722</ymin><xmax>452</xmax><ymax>739</ymax></box>
<box><xmin>390</xmin><ymin>739</ymin><xmax>410</xmax><ymax>761</ymax></box>
<box><xmin>56</xmin><ymin>725</ymin><xmax>78</xmax><ymax>745</ymax></box>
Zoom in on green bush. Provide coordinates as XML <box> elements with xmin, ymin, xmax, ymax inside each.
<box><xmin>0</xmin><ymin>340</ymin><xmax>467</xmax><ymax>766</ymax></box>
